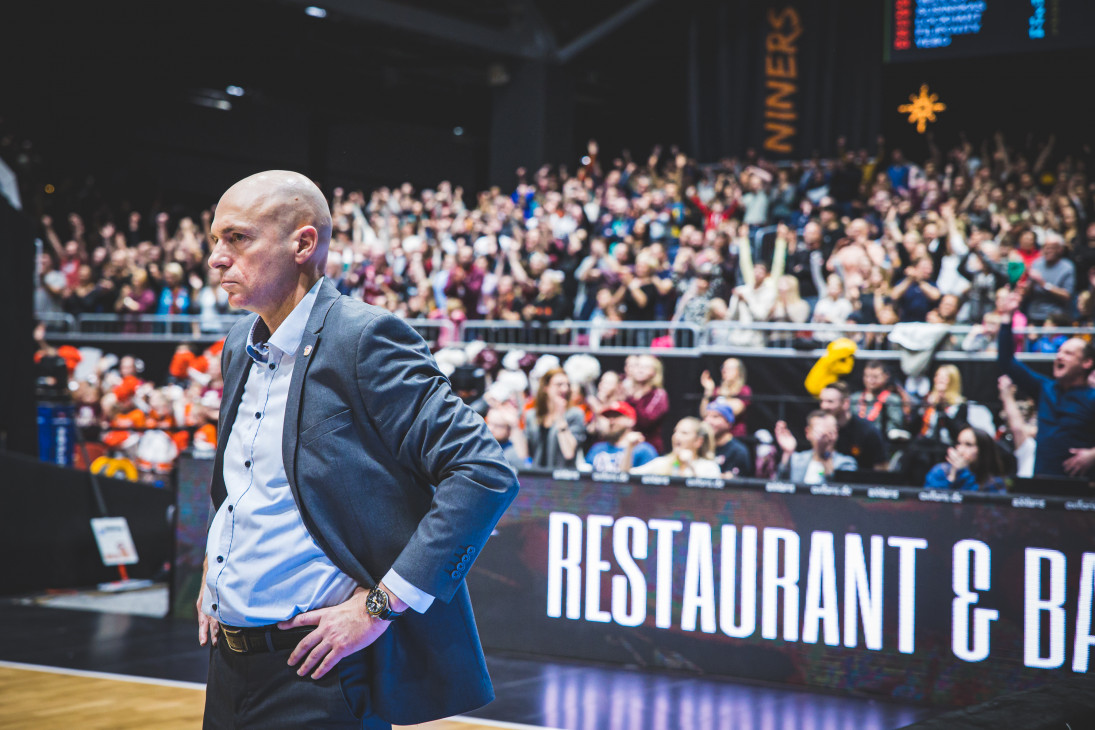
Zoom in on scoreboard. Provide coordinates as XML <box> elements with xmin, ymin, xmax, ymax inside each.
<box><xmin>886</xmin><ymin>0</ymin><xmax>1095</xmax><ymax>62</ymax></box>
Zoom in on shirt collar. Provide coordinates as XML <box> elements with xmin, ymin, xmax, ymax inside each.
<box><xmin>246</xmin><ymin>278</ymin><xmax>324</xmax><ymax>364</ymax></box>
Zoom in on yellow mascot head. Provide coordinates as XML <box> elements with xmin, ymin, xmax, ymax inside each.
<box><xmin>804</xmin><ymin>338</ymin><xmax>857</xmax><ymax>397</ymax></box>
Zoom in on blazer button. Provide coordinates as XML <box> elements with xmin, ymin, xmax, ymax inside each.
<box><xmin>467</xmin><ymin>546</ymin><xmax>477</xmax><ymax>556</ymax></box>
<box><xmin>451</xmin><ymin>570</ymin><xmax>460</xmax><ymax>579</ymax></box>
<box><xmin>460</xmin><ymin>555</ymin><xmax>470</xmax><ymax>564</ymax></box>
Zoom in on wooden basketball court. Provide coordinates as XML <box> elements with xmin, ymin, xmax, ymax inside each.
<box><xmin>0</xmin><ymin>662</ymin><xmax>549</xmax><ymax>730</ymax></box>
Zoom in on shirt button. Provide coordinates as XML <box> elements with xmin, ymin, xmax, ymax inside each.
<box><xmin>244</xmin><ymin>460</ymin><xmax>251</xmax><ymax>468</ymax></box>
<box><xmin>227</xmin><ymin>505</ymin><xmax>234</xmax><ymax>512</ymax></box>
<box><xmin>217</xmin><ymin>556</ymin><xmax>224</xmax><ymax>563</ymax></box>
<box><xmin>269</xmin><ymin>363</ymin><xmax>276</xmax><ymax>370</ymax></box>
<box><xmin>211</xmin><ymin>603</ymin><xmax>218</xmax><ymax>611</ymax></box>
<box><xmin>255</xmin><ymin>412</ymin><xmax>261</xmax><ymax>419</ymax></box>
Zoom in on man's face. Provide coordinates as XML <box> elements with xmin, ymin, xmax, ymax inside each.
<box><xmin>917</xmin><ymin>258</ymin><xmax>934</xmax><ymax>280</ymax></box>
<box><xmin>1054</xmin><ymin>338</ymin><xmax>1093</xmax><ymax>383</ymax></box>
<box><xmin>803</xmin><ymin>222</ymin><xmax>821</xmax><ymax>248</ymax></box>
<box><xmin>119</xmin><ymin>356</ymin><xmax>136</xmax><ymax>378</ymax></box>
<box><xmin>603</xmin><ymin>413</ymin><xmax>635</xmax><ymax>441</ymax></box>
<box><xmin>863</xmin><ymin>367</ymin><xmax>887</xmax><ymax>392</ymax></box>
<box><xmin>485</xmin><ymin>412</ymin><xmax>510</xmax><ymax>443</ymax></box>
<box><xmin>703</xmin><ymin>410</ymin><xmax>731</xmax><ymax>437</ymax></box>
<box><xmin>1043</xmin><ymin>241</ymin><xmax>1063</xmax><ymax>264</ymax></box>
<box><xmin>208</xmin><ymin>190</ymin><xmax>300</xmax><ymax>316</ymax></box>
<box><xmin>806</xmin><ymin>414</ymin><xmax>838</xmax><ymax>453</ymax></box>
<box><xmin>819</xmin><ymin>388</ymin><xmax>847</xmax><ymax>419</ymax></box>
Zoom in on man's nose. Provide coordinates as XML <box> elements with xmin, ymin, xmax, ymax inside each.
<box><xmin>208</xmin><ymin>244</ymin><xmax>230</xmax><ymax>270</ymax></box>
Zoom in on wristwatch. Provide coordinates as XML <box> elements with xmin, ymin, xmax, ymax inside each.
<box><xmin>364</xmin><ymin>585</ymin><xmax>405</xmax><ymax>621</ymax></box>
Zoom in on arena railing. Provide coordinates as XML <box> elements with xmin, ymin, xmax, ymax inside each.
<box><xmin>459</xmin><ymin>320</ymin><xmax>703</xmax><ymax>355</ymax></box>
<box><xmin>699</xmin><ymin>320</ymin><xmax>1092</xmax><ymax>362</ymax></box>
<box><xmin>44</xmin><ymin>313</ymin><xmax>458</xmax><ymax>349</ymax></box>
<box><xmin>37</xmin><ymin>312</ymin><xmax>77</xmax><ymax>334</ymax></box>
<box><xmin>38</xmin><ymin>311</ymin><xmax>1090</xmax><ymax>361</ymax></box>
<box><xmin>72</xmin><ymin>314</ymin><xmax>243</xmax><ymax>340</ymax></box>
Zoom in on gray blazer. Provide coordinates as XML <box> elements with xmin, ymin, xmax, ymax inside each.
<box><xmin>778</xmin><ymin>449</ymin><xmax>858</xmax><ymax>484</ymax></box>
<box><xmin>211</xmin><ymin>279</ymin><xmax>518</xmax><ymax>725</ymax></box>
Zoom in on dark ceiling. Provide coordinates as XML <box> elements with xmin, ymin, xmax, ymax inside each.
<box><xmin>1</xmin><ymin>0</ymin><xmax>691</xmax><ymax>206</ymax></box>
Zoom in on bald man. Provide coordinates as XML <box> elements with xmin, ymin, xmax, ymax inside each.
<box><xmin>197</xmin><ymin>171</ymin><xmax>518</xmax><ymax>729</ymax></box>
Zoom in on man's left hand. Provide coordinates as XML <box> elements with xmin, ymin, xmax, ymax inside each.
<box><xmin>278</xmin><ymin>588</ymin><xmax>393</xmax><ymax>680</ymax></box>
<box><xmin>1063</xmin><ymin>447</ymin><xmax>1095</xmax><ymax>477</ymax></box>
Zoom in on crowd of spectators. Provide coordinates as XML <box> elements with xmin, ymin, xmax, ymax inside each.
<box><xmin>26</xmin><ymin>130</ymin><xmax>1095</xmax><ymax>487</ymax></box>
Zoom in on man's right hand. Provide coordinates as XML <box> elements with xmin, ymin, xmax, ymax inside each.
<box><xmin>197</xmin><ymin>560</ymin><xmax>219</xmax><ymax>647</ymax></box>
<box><xmin>774</xmin><ymin>420</ymin><xmax>797</xmax><ymax>455</ymax></box>
<box><xmin>998</xmin><ymin>290</ymin><xmax>1022</xmax><ymax>316</ymax></box>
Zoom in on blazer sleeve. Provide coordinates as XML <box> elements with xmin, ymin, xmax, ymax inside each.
<box><xmin>354</xmin><ymin>313</ymin><xmax>520</xmax><ymax>603</ymax></box>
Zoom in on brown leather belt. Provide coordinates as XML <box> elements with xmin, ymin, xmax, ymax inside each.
<box><xmin>219</xmin><ymin>624</ymin><xmax>314</xmax><ymax>655</ymax></box>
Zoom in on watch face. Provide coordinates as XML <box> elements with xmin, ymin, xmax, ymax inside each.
<box><xmin>365</xmin><ymin>587</ymin><xmax>388</xmax><ymax>616</ymax></box>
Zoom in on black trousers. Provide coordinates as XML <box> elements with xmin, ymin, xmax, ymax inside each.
<box><xmin>203</xmin><ymin>640</ymin><xmax>390</xmax><ymax>729</ymax></box>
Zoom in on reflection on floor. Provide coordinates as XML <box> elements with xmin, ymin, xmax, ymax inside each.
<box><xmin>0</xmin><ymin>602</ymin><xmax>935</xmax><ymax>729</ymax></box>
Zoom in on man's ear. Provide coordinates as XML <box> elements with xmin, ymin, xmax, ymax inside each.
<box><xmin>294</xmin><ymin>225</ymin><xmax>319</xmax><ymax>263</ymax></box>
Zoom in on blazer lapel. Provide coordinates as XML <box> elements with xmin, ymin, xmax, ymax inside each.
<box><xmin>282</xmin><ymin>279</ymin><xmax>341</xmax><ymax>495</ymax></box>
<box><xmin>212</xmin><ymin>315</ymin><xmax>257</xmax><ymax>507</ymax></box>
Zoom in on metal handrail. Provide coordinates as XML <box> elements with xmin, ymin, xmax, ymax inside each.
<box><xmin>459</xmin><ymin>319</ymin><xmax>703</xmax><ymax>354</ymax></box>
<box><xmin>38</xmin><ymin>309</ymin><xmax>1094</xmax><ymax>357</ymax></box>
<box><xmin>36</xmin><ymin>312</ymin><xmax>77</xmax><ymax>333</ymax></box>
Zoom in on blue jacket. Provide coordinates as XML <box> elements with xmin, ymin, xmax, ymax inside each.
<box><xmin>998</xmin><ymin>322</ymin><xmax>1095</xmax><ymax>476</ymax></box>
<box><xmin>923</xmin><ymin>463</ymin><xmax>1005</xmax><ymax>492</ymax></box>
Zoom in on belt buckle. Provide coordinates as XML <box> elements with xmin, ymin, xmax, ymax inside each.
<box><xmin>221</xmin><ymin>626</ymin><xmax>248</xmax><ymax>654</ymax></box>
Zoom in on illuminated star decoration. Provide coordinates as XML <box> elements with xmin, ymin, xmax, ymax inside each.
<box><xmin>898</xmin><ymin>84</ymin><xmax>946</xmax><ymax>134</ymax></box>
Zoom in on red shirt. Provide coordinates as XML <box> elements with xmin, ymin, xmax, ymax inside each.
<box><xmin>626</xmin><ymin>388</ymin><xmax>670</xmax><ymax>453</ymax></box>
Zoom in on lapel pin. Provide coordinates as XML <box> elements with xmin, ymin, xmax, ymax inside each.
<box><xmin>303</xmin><ymin>345</ymin><xmax>312</xmax><ymax>357</ymax></box>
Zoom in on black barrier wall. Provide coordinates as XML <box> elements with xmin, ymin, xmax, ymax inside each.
<box><xmin>59</xmin><ymin>338</ymin><xmax>1050</xmax><ymax>455</ymax></box>
<box><xmin>466</xmin><ymin>471</ymin><xmax>1095</xmax><ymax>707</ymax></box>
<box><xmin>0</xmin><ymin>453</ymin><xmax>175</xmax><ymax>595</ymax></box>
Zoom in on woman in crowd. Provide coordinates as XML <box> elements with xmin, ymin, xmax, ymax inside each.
<box><xmin>523</xmin><ymin>368</ymin><xmax>588</xmax><ymax>469</ymax></box>
<box><xmin>768</xmin><ymin>274</ymin><xmax>811</xmax><ymax>324</ymax></box>
<box><xmin>699</xmin><ymin>357</ymin><xmax>750</xmax><ymax>438</ymax></box>
<box><xmin>630</xmin><ymin>417</ymin><xmax>721</xmax><ymax>477</ymax></box>
<box><xmin>624</xmin><ymin>354</ymin><xmax>670</xmax><ymax>452</ymax></box>
<box><xmin>63</xmin><ymin>264</ymin><xmax>113</xmax><ymax>315</ymax></box>
<box><xmin>115</xmin><ymin>267</ymin><xmax>157</xmax><ymax>315</ymax></box>
<box><xmin>923</xmin><ymin>426</ymin><xmax>1008</xmax><ymax>492</ymax></box>
<box><xmin>917</xmin><ymin>364</ymin><xmax>995</xmax><ymax>444</ymax></box>
<box><xmin>810</xmin><ymin>273</ymin><xmax>854</xmax><ymax>341</ymax></box>
<box><xmin>157</xmin><ymin>262</ymin><xmax>192</xmax><ymax>315</ymax></box>
<box><xmin>589</xmin><ymin>370</ymin><xmax>625</xmax><ymax>414</ymax></box>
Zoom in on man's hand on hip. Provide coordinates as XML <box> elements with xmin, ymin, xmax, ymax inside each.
<box><xmin>279</xmin><ymin>586</ymin><xmax>399</xmax><ymax>680</ymax></box>
<box><xmin>197</xmin><ymin>559</ymin><xmax>219</xmax><ymax>647</ymax></box>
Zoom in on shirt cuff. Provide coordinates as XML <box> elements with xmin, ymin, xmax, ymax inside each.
<box><xmin>382</xmin><ymin>568</ymin><xmax>435</xmax><ymax>614</ymax></box>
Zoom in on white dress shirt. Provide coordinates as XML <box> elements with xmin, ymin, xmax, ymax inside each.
<box><xmin>203</xmin><ymin>278</ymin><xmax>433</xmax><ymax>627</ymax></box>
